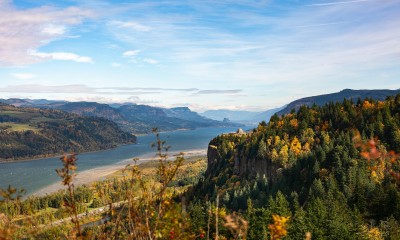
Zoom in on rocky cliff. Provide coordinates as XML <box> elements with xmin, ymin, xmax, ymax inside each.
<box><xmin>205</xmin><ymin>130</ymin><xmax>281</xmax><ymax>184</ymax></box>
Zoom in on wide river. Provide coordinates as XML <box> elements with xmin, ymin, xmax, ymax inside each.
<box><xmin>0</xmin><ymin>127</ymin><xmax>243</xmax><ymax>196</ymax></box>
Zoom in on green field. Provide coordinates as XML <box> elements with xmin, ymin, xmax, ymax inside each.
<box><xmin>0</xmin><ymin>122</ymin><xmax>39</xmax><ymax>132</ymax></box>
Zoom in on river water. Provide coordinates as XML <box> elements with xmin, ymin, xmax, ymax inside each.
<box><xmin>0</xmin><ymin>127</ymin><xmax>242</xmax><ymax>196</ymax></box>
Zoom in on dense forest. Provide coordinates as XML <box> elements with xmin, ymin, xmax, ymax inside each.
<box><xmin>1</xmin><ymin>95</ymin><xmax>400</xmax><ymax>239</ymax></box>
<box><xmin>0</xmin><ymin>103</ymin><xmax>136</xmax><ymax>160</ymax></box>
<box><xmin>188</xmin><ymin>94</ymin><xmax>400</xmax><ymax>239</ymax></box>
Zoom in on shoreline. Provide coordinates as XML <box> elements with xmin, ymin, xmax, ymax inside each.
<box><xmin>0</xmin><ymin>126</ymin><xmax>239</xmax><ymax>164</ymax></box>
<box><xmin>30</xmin><ymin>149</ymin><xmax>207</xmax><ymax>197</ymax></box>
<box><xmin>0</xmin><ymin>141</ymin><xmax>137</xmax><ymax>164</ymax></box>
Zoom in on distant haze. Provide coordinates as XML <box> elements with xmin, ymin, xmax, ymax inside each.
<box><xmin>0</xmin><ymin>1</ymin><xmax>399</xmax><ymax>111</ymax></box>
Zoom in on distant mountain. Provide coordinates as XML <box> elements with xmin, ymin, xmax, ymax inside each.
<box><xmin>201</xmin><ymin>106</ymin><xmax>284</xmax><ymax>125</ymax></box>
<box><xmin>55</xmin><ymin>102</ymin><xmax>125</xmax><ymax>122</ymax></box>
<box><xmin>1</xmin><ymin>99</ymin><xmax>241</xmax><ymax>134</ymax></box>
<box><xmin>0</xmin><ymin>98</ymin><xmax>66</xmax><ymax>107</ymax></box>
<box><xmin>201</xmin><ymin>110</ymin><xmax>259</xmax><ymax>122</ymax></box>
<box><xmin>164</xmin><ymin>107</ymin><xmax>216</xmax><ymax>123</ymax></box>
<box><xmin>276</xmin><ymin>89</ymin><xmax>400</xmax><ymax>116</ymax></box>
<box><xmin>108</xmin><ymin>102</ymin><xmax>136</xmax><ymax>108</ymax></box>
<box><xmin>117</xmin><ymin>105</ymin><xmax>240</xmax><ymax>133</ymax></box>
<box><xmin>0</xmin><ymin>103</ymin><xmax>136</xmax><ymax>161</ymax></box>
<box><xmin>250</xmin><ymin>106</ymin><xmax>285</xmax><ymax>122</ymax></box>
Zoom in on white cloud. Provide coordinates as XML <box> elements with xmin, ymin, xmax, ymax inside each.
<box><xmin>41</xmin><ymin>24</ymin><xmax>66</xmax><ymax>35</ymax></box>
<box><xmin>0</xmin><ymin>3</ymin><xmax>93</xmax><ymax>65</ymax></box>
<box><xmin>30</xmin><ymin>51</ymin><xmax>93</xmax><ymax>63</ymax></box>
<box><xmin>123</xmin><ymin>50</ymin><xmax>141</xmax><ymax>57</ymax></box>
<box><xmin>143</xmin><ymin>58</ymin><xmax>158</xmax><ymax>64</ymax></box>
<box><xmin>11</xmin><ymin>73</ymin><xmax>37</xmax><ymax>79</ymax></box>
<box><xmin>110</xmin><ymin>21</ymin><xmax>151</xmax><ymax>32</ymax></box>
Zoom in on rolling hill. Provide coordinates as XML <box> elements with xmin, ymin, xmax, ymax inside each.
<box><xmin>0</xmin><ymin>103</ymin><xmax>136</xmax><ymax>161</ymax></box>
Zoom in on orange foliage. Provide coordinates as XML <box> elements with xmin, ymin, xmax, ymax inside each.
<box><xmin>362</xmin><ymin>100</ymin><xmax>375</xmax><ymax>110</ymax></box>
<box><xmin>377</xmin><ymin>101</ymin><xmax>385</xmax><ymax>109</ymax></box>
<box><xmin>289</xmin><ymin>119</ymin><xmax>298</xmax><ymax>129</ymax></box>
<box><xmin>354</xmin><ymin>132</ymin><xmax>400</xmax><ymax>185</ymax></box>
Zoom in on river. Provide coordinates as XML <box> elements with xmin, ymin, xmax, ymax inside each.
<box><xmin>0</xmin><ymin>127</ymin><xmax>244</xmax><ymax>196</ymax></box>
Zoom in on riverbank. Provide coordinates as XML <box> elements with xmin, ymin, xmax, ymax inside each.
<box><xmin>31</xmin><ymin>149</ymin><xmax>207</xmax><ymax>197</ymax></box>
<box><xmin>0</xmin><ymin>142</ymin><xmax>136</xmax><ymax>163</ymax></box>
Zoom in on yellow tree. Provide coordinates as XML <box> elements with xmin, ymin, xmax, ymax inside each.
<box><xmin>290</xmin><ymin>137</ymin><xmax>302</xmax><ymax>156</ymax></box>
<box><xmin>279</xmin><ymin>145</ymin><xmax>289</xmax><ymax>167</ymax></box>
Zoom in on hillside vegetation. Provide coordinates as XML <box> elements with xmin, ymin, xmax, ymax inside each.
<box><xmin>189</xmin><ymin>94</ymin><xmax>400</xmax><ymax>239</ymax></box>
<box><xmin>0</xmin><ymin>103</ymin><xmax>136</xmax><ymax>160</ymax></box>
<box><xmin>1</xmin><ymin>95</ymin><xmax>400</xmax><ymax>239</ymax></box>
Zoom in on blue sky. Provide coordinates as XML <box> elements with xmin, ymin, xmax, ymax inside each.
<box><xmin>0</xmin><ymin>0</ymin><xmax>399</xmax><ymax>112</ymax></box>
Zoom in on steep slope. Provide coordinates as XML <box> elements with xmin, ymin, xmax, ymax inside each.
<box><xmin>276</xmin><ymin>88</ymin><xmax>400</xmax><ymax>115</ymax></box>
<box><xmin>188</xmin><ymin>94</ymin><xmax>400</xmax><ymax>239</ymax></box>
<box><xmin>0</xmin><ymin>103</ymin><xmax>136</xmax><ymax>160</ymax></box>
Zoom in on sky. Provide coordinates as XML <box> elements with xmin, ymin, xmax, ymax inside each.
<box><xmin>0</xmin><ymin>0</ymin><xmax>399</xmax><ymax>112</ymax></box>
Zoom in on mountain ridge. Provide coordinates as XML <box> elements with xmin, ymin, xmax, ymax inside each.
<box><xmin>200</xmin><ymin>106</ymin><xmax>284</xmax><ymax>124</ymax></box>
<box><xmin>0</xmin><ymin>99</ymin><xmax>242</xmax><ymax>134</ymax></box>
<box><xmin>276</xmin><ymin>88</ymin><xmax>400</xmax><ymax>116</ymax></box>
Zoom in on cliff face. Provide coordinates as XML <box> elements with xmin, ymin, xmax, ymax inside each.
<box><xmin>234</xmin><ymin>151</ymin><xmax>281</xmax><ymax>183</ymax></box>
<box><xmin>205</xmin><ymin>132</ymin><xmax>281</xmax><ymax>183</ymax></box>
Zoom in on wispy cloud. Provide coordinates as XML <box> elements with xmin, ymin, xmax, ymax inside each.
<box><xmin>123</xmin><ymin>50</ymin><xmax>141</xmax><ymax>57</ymax></box>
<box><xmin>110</xmin><ymin>21</ymin><xmax>151</xmax><ymax>32</ymax></box>
<box><xmin>294</xmin><ymin>21</ymin><xmax>348</xmax><ymax>28</ymax></box>
<box><xmin>30</xmin><ymin>51</ymin><xmax>93</xmax><ymax>63</ymax></box>
<box><xmin>0</xmin><ymin>84</ymin><xmax>95</xmax><ymax>94</ymax></box>
<box><xmin>0</xmin><ymin>84</ymin><xmax>235</xmax><ymax>96</ymax></box>
<box><xmin>0</xmin><ymin>0</ymin><xmax>399</xmax><ymax>111</ymax></box>
<box><xmin>11</xmin><ymin>73</ymin><xmax>37</xmax><ymax>80</ymax></box>
<box><xmin>306</xmin><ymin>0</ymin><xmax>372</xmax><ymax>7</ymax></box>
<box><xmin>195</xmin><ymin>90</ymin><xmax>242</xmax><ymax>95</ymax></box>
<box><xmin>41</xmin><ymin>24</ymin><xmax>66</xmax><ymax>36</ymax></box>
<box><xmin>0</xmin><ymin>3</ymin><xmax>93</xmax><ymax>65</ymax></box>
<box><xmin>143</xmin><ymin>58</ymin><xmax>158</xmax><ymax>64</ymax></box>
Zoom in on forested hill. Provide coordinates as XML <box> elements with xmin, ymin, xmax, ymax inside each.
<box><xmin>189</xmin><ymin>94</ymin><xmax>400</xmax><ymax>239</ymax></box>
<box><xmin>0</xmin><ymin>103</ymin><xmax>136</xmax><ymax>161</ymax></box>
<box><xmin>276</xmin><ymin>88</ymin><xmax>400</xmax><ymax>116</ymax></box>
<box><xmin>0</xmin><ymin>99</ymin><xmax>242</xmax><ymax>134</ymax></box>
